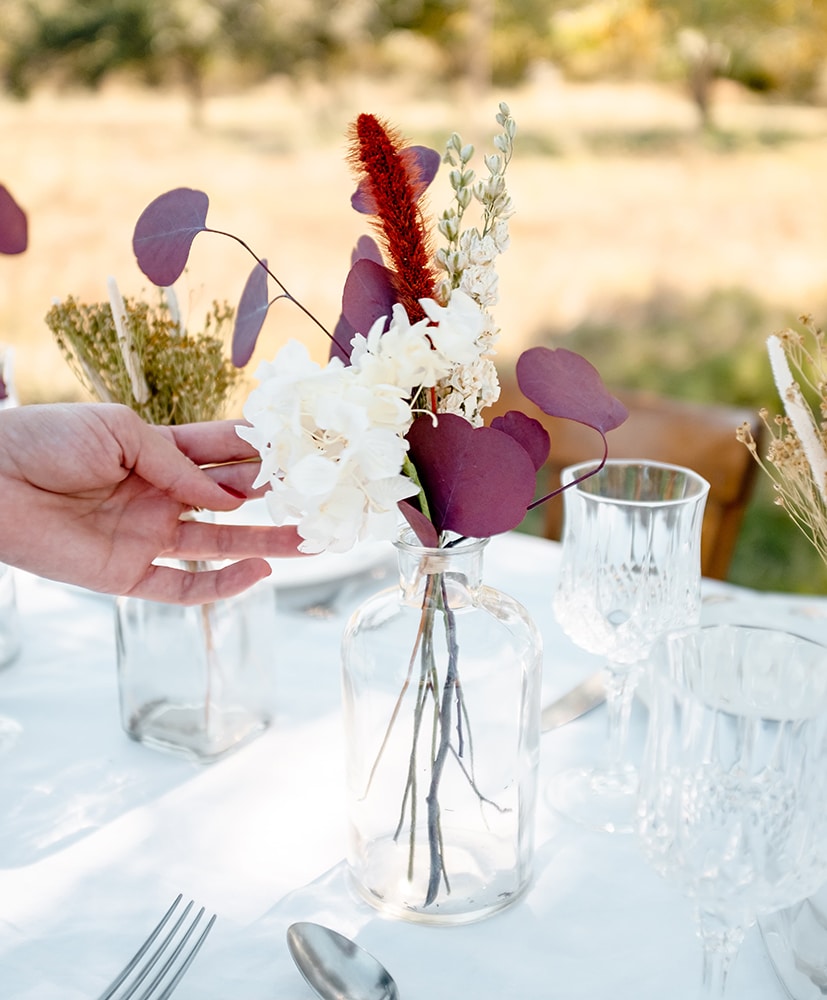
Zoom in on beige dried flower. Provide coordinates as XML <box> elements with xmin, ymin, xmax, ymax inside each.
<box><xmin>740</xmin><ymin>316</ymin><xmax>827</xmax><ymax>567</ymax></box>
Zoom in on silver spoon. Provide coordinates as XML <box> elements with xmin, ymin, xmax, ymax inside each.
<box><xmin>286</xmin><ymin>922</ymin><xmax>400</xmax><ymax>1000</ymax></box>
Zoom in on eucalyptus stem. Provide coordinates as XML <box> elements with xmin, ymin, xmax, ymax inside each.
<box><xmin>424</xmin><ymin>573</ymin><xmax>460</xmax><ymax>905</ymax></box>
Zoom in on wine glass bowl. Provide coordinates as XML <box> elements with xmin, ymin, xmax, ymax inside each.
<box><xmin>637</xmin><ymin>624</ymin><xmax>827</xmax><ymax>996</ymax></box>
<box><xmin>554</xmin><ymin>461</ymin><xmax>709</xmax><ymax>660</ymax></box>
<box><xmin>549</xmin><ymin>460</ymin><xmax>710</xmax><ymax>832</ymax></box>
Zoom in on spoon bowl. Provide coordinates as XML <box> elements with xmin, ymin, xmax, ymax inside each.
<box><xmin>286</xmin><ymin>921</ymin><xmax>400</xmax><ymax>1000</ymax></box>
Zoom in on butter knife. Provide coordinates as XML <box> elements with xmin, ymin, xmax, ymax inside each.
<box><xmin>541</xmin><ymin>671</ymin><xmax>605</xmax><ymax>731</ymax></box>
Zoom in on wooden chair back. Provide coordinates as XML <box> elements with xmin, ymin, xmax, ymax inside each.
<box><xmin>487</xmin><ymin>377</ymin><xmax>764</xmax><ymax>580</ymax></box>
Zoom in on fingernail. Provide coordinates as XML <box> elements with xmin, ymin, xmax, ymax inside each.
<box><xmin>218</xmin><ymin>482</ymin><xmax>246</xmax><ymax>499</ymax></box>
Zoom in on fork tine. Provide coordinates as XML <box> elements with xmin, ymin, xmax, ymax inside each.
<box><xmin>144</xmin><ymin>912</ymin><xmax>217</xmax><ymax>1000</ymax></box>
<box><xmin>96</xmin><ymin>895</ymin><xmax>216</xmax><ymax>1000</ymax></box>
<box><xmin>97</xmin><ymin>895</ymin><xmax>184</xmax><ymax>1000</ymax></box>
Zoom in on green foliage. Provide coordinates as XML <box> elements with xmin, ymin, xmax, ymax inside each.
<box><xmin>549</xmin><ymin>286</ymin><xmax>790</xmax><ymax>406</ymax></box>
<box><xmin>4</xmin><ymin>0</ymin><xmax>155</xmax><ymax>95</ymax></box>
<box><xmin>536</xmin><ymin>286</ymin><xmax>827</xmax><ymax>593</ymax></box>
<box><xmin>4</xmin><ymin>0</ymin><xmax>827</xmax><ymax>105</ymax></box>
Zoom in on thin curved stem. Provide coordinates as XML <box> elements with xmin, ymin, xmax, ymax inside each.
<box><xmin>205</xmin><ymin>227</ymin><xmax>346</xmax><ymax>349</ymax></box>
<box><xmin>527</xmin><ymin>432</ymin><xmax>608</xmax><ymax>510</ymax></box>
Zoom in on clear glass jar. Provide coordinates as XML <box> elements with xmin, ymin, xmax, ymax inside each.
<box><xmin>115</xmin><ymin>569</ymin><xmax>275</xmax><ymax>763</ymax></box>
<box><xmin>0</xmin><ymin>348</ymin><xmax>21</xmax><ymax>670</ymax></box>
<box><xmin>341</xmin><ymin>529</ymin><xmax>542</xmax><ymax>924</ymax></box>
<box><xmin>0</xmin><ymin>561</ymin><xmax>21</xmax><ymax>669</ymax></box>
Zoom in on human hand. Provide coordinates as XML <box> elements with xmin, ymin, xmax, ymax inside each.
<box><xmin>0</xmin><ymin>403</ymin><xmax>304</xmax><ymax>604</ymax></box>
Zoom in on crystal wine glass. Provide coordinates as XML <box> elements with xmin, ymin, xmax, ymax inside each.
<box><xmin>549</xmin><ymin>459</ymin><xmax>710</xmax><ymax>833</ymax></box>
<box><xmin>637</xmin><ymin>624</ymin><xmax>827</xmax><ymax>996</ymax></box>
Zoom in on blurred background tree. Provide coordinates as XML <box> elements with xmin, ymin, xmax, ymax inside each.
<box><xmin>4</xmin><ymin>0</ymin><xmax>827</xmax><ymax>121</ymax></box>
<box><xmin>544</xmin><ymin>0</ymin><xmax>827</xmax><ymax>127</ymax></box>
<box><xmin>658</xmin><ymin>0</ymin><xmax>827</xmax><ymax>128</ymax></box>
<box><xmin>1</xmin><ymin>0</ymin><xmax>375</xmax><ymax>124</ymax></box>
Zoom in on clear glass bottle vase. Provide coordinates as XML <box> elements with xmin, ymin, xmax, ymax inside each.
<box><xmin>341</xmin><ymin>529</ymin><xmax>542</xmax><ymax>924</ymax></box>
<box><xmin>115</xmin><ymin>563</ymin><xmax>275</xmax><ymax>763</ymax></box>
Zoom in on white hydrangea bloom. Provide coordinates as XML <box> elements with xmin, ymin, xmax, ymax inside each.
<box><xmin>238</xmin><ymin>340</ymin><xmax>418</xmax><ymax>553</ymax></box>
<box><xmin>350</xmin><ymin>303</ymin><xmax>452</xmax><ymax>391</ymax></box>
<box><xmin>237</xmin><ymin>291</ymin><xmax>497</xmax><ymax>552</ymax></box>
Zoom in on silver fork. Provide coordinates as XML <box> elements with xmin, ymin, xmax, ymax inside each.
<box><xmin>97</xmin><ymin>894</ymin><xmax>217</xmax><ymax>1000</ymax></box>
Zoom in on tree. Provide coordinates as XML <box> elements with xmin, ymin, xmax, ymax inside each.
<box><xmin>657</xmin><ymin>0</ymin><xmax>823</xmax><ymax>128</ymax></box>
<box><xmin>3</xmin><ymin>0</ymin><xmax>156</xmax><ymax>96</ymax></box>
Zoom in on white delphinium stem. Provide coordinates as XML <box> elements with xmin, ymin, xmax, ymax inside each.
<box><xmin>162</xmin><ymin>285</ymin><xmax>181</xmax><ymax>331</ymax></box>
<box><xmin>767</xmin><ymin>333</ymin><xmax>827</xmax><ymax>503</ymax></box>
<box><xmin>107</xmin><ymin>275</ymin><xmax>150</xmax><ymax>405</ymax></box>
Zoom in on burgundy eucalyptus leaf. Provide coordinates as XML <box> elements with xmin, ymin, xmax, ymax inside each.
<box><xmin>490</xmin><ymin>410</ymin><xmax>550</xmax><ymax>472</ymax></box>
<box><xmin>516</xmin><ymin>346</ymin><xmax>628</xmax><ymax>434</ymax></box>
<box><xmin>329</xmin><ymin>313</ymin><xmax>356</xmax><ymax>364</ymax></box>
<box><xmin>341</xmin><ymin>257</ymin><xmax>396</xmax><ymax>337</ymax></box>
<box><xmin>352</xmin><ymin>234</ymin><xmax>384</xmax><ymax>266</ymax></box>
<box><xmin>329</xmin><ymin>238</ymin><xmax>386</xmax><ymax>363</ymax></box>
<box><xmin>406</xmin><ymin>413</ymin><xmax>536</xmax><ymax>537</ymax></box>
<box><xmin>232</xmin><ymin>260</ymin><xmax>270</xmax><ymax>368</ymax></box>
<box><xmin>132</xmin><ymin>187</ymin><xmax>209</xmax><ymax>287</ymax></box>
<box><xmin>351</xmin><ymin>145</ymin><xmax>440</xmax><ymax>214</ymax></box>
<box><xmin>398</xmin><ymin>500</ymin><xmax>439</xmax><ymax>547</ymax></box>
<box><xmin>0</xmin><ymin>184</ymin><xmax>27</xmax><ymax>255</ymax></box>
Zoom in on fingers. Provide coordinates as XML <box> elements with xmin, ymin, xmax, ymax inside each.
<box><xmin>166</xmin><ymin>420</ymin><xmax>261</xmax><ymax>467</ymax></box>
<box><xmin>129</xmin><ymin>419</ymin><xmax>255</xmax><ymax>513</ymax></box>
<box><xmin>128</xmin><ymin>558</ymin><xmax>274</xmax><ymax>605</ymax></box>
<box><xmin>169</xmin><ymin>520</ymin><xmax>306</xmax><ymax>561</ymax></box>
<box><xmin>204</xmin><ymin>460</ymin><xmax>269</xmax><ymax>498</ymax></box>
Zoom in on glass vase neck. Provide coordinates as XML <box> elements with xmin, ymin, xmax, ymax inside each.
<box><xmin>393</xmin><ymin>531</ymin><xmax>489</xmax><ymax>608</ymax></box>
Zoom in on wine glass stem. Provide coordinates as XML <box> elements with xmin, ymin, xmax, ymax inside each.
<box><xmin>701</xmin><ymin>948</ymin><xmax>732</xmax><ymax>997</ymax></box>
<box><xmin>697</xmin><ymin>908</ymin><xmax>744</xmax><ymax>997</ymax></box>
<box><xmin>604</xmin><ymin>660</ymin><xmax>639</xmax><ymax>777</ymax></box>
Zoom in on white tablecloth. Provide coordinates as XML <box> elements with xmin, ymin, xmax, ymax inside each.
<box><xmin>1</xmin><ymin>531</ymin><xmax>825</xmax><ymax>999</ymax></box>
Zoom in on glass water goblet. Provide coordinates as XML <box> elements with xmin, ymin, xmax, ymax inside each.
<box><xmin>549</xmin><ymin>460</ymin><xmax>709</xmax><ymax>832</ymax></box>
<box><xmin>637</xmin><ymin>624</ymin><xmax>827</xmax><ymax>997</ymax></box>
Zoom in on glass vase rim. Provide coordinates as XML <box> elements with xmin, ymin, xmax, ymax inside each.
<box><xmin>562</xmin><ymin>458</ymin><xmax>710</xmax><ymax>505</ymax></box>
<box><xmin>393</xmin><ymin>527</ymin><xmax>490</xmax><ymax>557</ymax></box>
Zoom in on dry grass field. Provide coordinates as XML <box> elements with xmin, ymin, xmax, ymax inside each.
<box><xmin>3</xmin><ymin>73</ymin><xmax>827</xmax><ymax>405</ymax></box>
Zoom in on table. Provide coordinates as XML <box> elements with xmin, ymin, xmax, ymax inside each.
<box><xmin>1</xmin><ymin>531</ymin><xmax>825</xmax><ymax>999</ymax></box>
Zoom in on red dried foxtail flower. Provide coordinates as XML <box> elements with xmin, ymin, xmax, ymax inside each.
<box><xmin>349</xmin><ymin>113</ymin><xmax>437</xmax><ymax>322</ymax></box>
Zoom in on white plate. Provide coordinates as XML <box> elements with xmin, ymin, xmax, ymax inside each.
<box><xmin>215</xmin><ymin>499</ymin><xmax>394</xmax><ymax>589</ymax></box>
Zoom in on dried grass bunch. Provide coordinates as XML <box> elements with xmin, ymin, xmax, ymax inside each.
<box><xmin>45</xmin><ymin>286</ymin><xmax>241</xmax><ymax>425</ymax></box>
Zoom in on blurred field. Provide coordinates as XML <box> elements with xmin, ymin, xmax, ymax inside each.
<box><xmin>3</xmin><ymin>73</ymin><xmax>827</xmax><ymax>401</ymax></box>
<box><xmin>3</xmin><ymin>73</ymin><xmax>827</xmax><ymax>591</ymax></box>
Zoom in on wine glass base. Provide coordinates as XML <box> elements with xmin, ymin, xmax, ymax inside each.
<box><xmin>546</xmin><ymin>763</ymin><xmax>638</xmax><ymax>834</ymax></box>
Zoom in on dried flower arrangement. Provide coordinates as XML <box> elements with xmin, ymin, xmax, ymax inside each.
<box><xmin>125</xmin><ymin>104</ymin><xmax>629</xmax><ymax>908</ymax></box>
